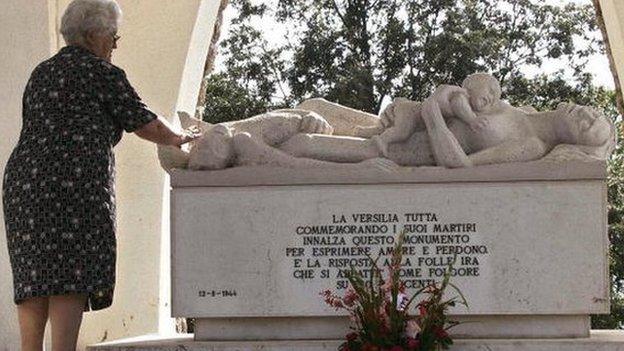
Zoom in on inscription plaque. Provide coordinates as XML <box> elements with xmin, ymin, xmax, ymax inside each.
<box><xmin>172</xmin><ymin>181</ymin><xmax>608</xmax><ymax>318</ymax></box>
<box><xmin>286</xmin><ymin>211</ymin><xmax>486</xmax><ymax>292</ymax></box>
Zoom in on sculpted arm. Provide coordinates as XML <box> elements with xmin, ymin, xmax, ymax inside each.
<box><xmin>449</xmin><ymin>91</ymin><xmax>477</xmax><ymax>122</ymax></box>
<box><xmin>353</xmin><ymin>124</ymin><xmax>385</xmax><ymax>138</ymax></box>
<box><xmin>467</xmin><ymin>137</ymin><xmax>549</xmax><ymax>166</ymax></box>
<box><xmin>449</xmin><ymin>91</ymin><xmax>488</xmax><ymax>131</ymax></box>
<box><xmin>420</xmin><ymin>97</ymin><xmax>472</xmax><ymax>168</ymax></box>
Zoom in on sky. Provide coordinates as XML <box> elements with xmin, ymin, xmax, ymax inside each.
<box><xmin>532</xmin><ymin>0</ymin><xmax>613</xmax><ymax>89</ymax></box>
<box><xmin>215</xmin><ymin>0</ymin><xmax>615</xmax><ymax>90</ymax></box>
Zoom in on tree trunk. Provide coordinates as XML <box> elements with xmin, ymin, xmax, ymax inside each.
<box><xmin>195</xmin><ymin>0</ymin><xmax>230</xmax><ymax>119</ymax></box>
<box><xmin>592</xmin><ymin>0</ymin><xmax>624</xmax><ymax>119</ymax></box>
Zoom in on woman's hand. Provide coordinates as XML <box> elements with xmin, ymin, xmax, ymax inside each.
<box><xmin>171</xmin><ymin>126</ymin><xmax>202</xmax><ymax>148</ymax></box>
<box><xmin>135</xmin><ymin>117</ymin><xmax>201</xmax><ymax>147</ymax></box>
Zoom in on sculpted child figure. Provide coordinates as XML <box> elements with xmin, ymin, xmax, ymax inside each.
<box><xmin>187</xmin><ymin>109</ymin><xmax>333</xmax><ymax>170</ymax></box>
<box><xmin>360</xmin><ymin>73</ymin><xmax>503</xmax><ymax>157</ymax></box>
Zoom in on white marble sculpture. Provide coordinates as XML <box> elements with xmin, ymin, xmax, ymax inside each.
<box><xmin>357</xmin><ymin>73</ymin><xmax>499</xmax><ymax>157</ymax></box>
<box><xmin>158</xmin><ymin>73</ymin><xmax>616</xmax><ymax>172</ymax></box>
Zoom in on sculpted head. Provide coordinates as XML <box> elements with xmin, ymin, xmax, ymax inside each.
<box><xmin>556</xmin><ymin>103</ymin><xmax>615</xmax><ymax>147</ymax></box>
<box><xmin>462</xmin><ymin>73</ymin><xmax>502</xmax><ymax>112</ymax></box>
<box><xmin>188</xmin><ymin>124</ymin><xmax>235</xmax><ymax>170</ymax></box>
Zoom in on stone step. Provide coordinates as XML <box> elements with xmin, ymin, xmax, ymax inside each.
<box><xmin>88</xmin><ymin>330</ymin><xmax>624</xmax><ymax>351</ymax></box>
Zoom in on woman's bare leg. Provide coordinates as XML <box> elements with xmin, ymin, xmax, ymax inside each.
<box><xmin>17</xmin><ymin>296</ymin><xmax>49</xmax><ymax>351</ymax></box>
<box><xmin>49</xmin><ymin>293</ymin><xmax>87</xmax><ymax>351</ymax></box>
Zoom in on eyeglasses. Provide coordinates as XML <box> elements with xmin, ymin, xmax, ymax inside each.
<box><xmin>111</xmin><ymin>34</ymin><xmax>121</xmax><ymax>45</ymax></box>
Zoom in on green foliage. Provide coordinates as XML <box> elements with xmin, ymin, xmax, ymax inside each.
<box><xmin>321</xmin><ymin>232</ymin><xmax>466</xmax><ymax>350</ymax></box>
<box><xmin>595</xmin><ymin>136</ymin><xmax>624</xmax><ymax>329</ymax></box>
<box><xmin>207</xmin><ymin>0</ymin><xmax>601</xmax><ymax>118</ymax></box>
<box><xmin>203</xmin><ymin>73</ymin><xmax>283</xmax><ymax>124</ymax></box>
<box><xmin>205</xmin><ymin>0</ymin><xmax>623</xmax><ymax>328</ymax></box>
<box><xmin>202</xmin><ymin>2</ymin><xmax>292</xmax><ymax>123</ymax></box>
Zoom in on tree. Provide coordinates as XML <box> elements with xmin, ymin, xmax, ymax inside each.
<box><xmin>277</xmin><ymin>0</ymin><xmax>601</xmax><ymax>112</ymax></box>
<box><xmin>203</xmin><ymin>0</ymin><xmax>623</xmax><ymax>328</ymax></box>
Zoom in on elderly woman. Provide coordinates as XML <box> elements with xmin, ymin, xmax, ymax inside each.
<box><xmin>1</xmin><ymin>0</ymin><xmax>196</xmax><ymax>350</ymax></box>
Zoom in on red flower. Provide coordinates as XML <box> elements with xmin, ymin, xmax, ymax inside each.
<box><xmin>346</xmin><ymin>332</ymin><xmax>358</xmax><ymax>341</ymax></box>
<box><xmin>434</xmin><ymin>326</ymin><xmax>449</xmax><ymax>339</ymax></box>
<box><xmin>389</xmin><ymin>346</ymin><xmax>404</xmax><ymax>351</ymax></box>
<box><xmin>362</xmin><ymin>343</ymin><xmax>380</xmax><ymax>351</ymax></box>
<box><xmin>343</xmin><ymin>288</ymin><xmax>358</xmax><ymax>307</ymax></box>
<box><xmin>407</xmin><ymin>338</ymin><xmax>420</xmax><ymax>350</ymax></box>
<box><xmin>424</xmin><ymin>285</ymin><xmax>437</xmax><ymax>293</ymax></box>
<box><xmin>418</xmin><ymin>304</ymin><xmax>427</xmax><ymax>316</ymax></box>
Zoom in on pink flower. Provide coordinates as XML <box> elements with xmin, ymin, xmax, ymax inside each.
<box><xmin>321</xmin><ymin>290</ymin><xmax>345</xmax><ymax>310</ymax></box>
<box><xmin>405</xmin><ymin>320</ymin><xmax>421</xmax><ymax>339</ymax></box>
<box><xmin>381</xmin><ymin>277</ymin><xmax>393</xmax><ymax>292</ymax></box>
<box><xmin>418</xmin><ymin>304</ymin><xmax>427</xmax><ymax>316</ymax></box>
<box><xmin>398</xmin><ymin>281</ymin><xmax>406</xmax><ymax>293</ymax></box>
<box><xmin>330</xmin><ymin>298</ymin><xmax>344</xmax><ymax>309</ymax></box>
<box><xmin>378</xmin><ymin>305</ymin><xmax>390</xmax><ymax>329</ymax></box>
<box><xmin>346</xmin><ymin>332</ymin><xmax>358</xmax><ymax>341</ymax></box>
<box><xmin>343</xmin><ymin>288</ymin><xmax>358</xmax><ymax>307</ymax></box>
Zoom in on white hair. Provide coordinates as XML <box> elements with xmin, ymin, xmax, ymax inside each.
<box><xmin>60</xmin><ymin>0</ymin><xmax>122</xmax><ymax>46</ymax></box>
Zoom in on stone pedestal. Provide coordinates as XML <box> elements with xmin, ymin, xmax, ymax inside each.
<box><xmin>87</xmin><ymin>331</ymin><xmax>624</xmax><ymax>351</ymax></box>
<box><xmin>169</xmin><ymin>160</ymin><xmax>610</xmax><ymax>341</ymax></box>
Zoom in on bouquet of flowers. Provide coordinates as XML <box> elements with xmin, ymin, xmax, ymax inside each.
<box><xmin>320</xmin><ymin>232</ymin><xmax>467</xmax><ymax>351</ymax></box>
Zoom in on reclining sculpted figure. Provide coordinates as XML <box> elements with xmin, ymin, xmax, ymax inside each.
<box><xmin>158</xmin><ymin>108</ymin><xmax>399</xmax><ymax>172</ymax></box>
<box><xmin>158</xmin><ymin>74</ymin><xmax>615</xmax><ymax>172</ymax></box>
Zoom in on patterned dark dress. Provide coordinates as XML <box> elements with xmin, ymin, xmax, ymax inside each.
<box><xmin>2</xmin><ymin>45</ymin><xmax>157</xmax><ymax>311</ymax></box>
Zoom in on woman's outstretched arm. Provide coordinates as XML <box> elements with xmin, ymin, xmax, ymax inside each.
<box><xmin>134</xmin><ymin>116</ymin><xmax>197</xmax><ymax>146</ymax></box>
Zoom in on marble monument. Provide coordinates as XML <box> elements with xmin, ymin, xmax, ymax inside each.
<box><xmin>161</xmin><ymin>73</ymin><xmax>616</xmax><ymax>347</ymax></box>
